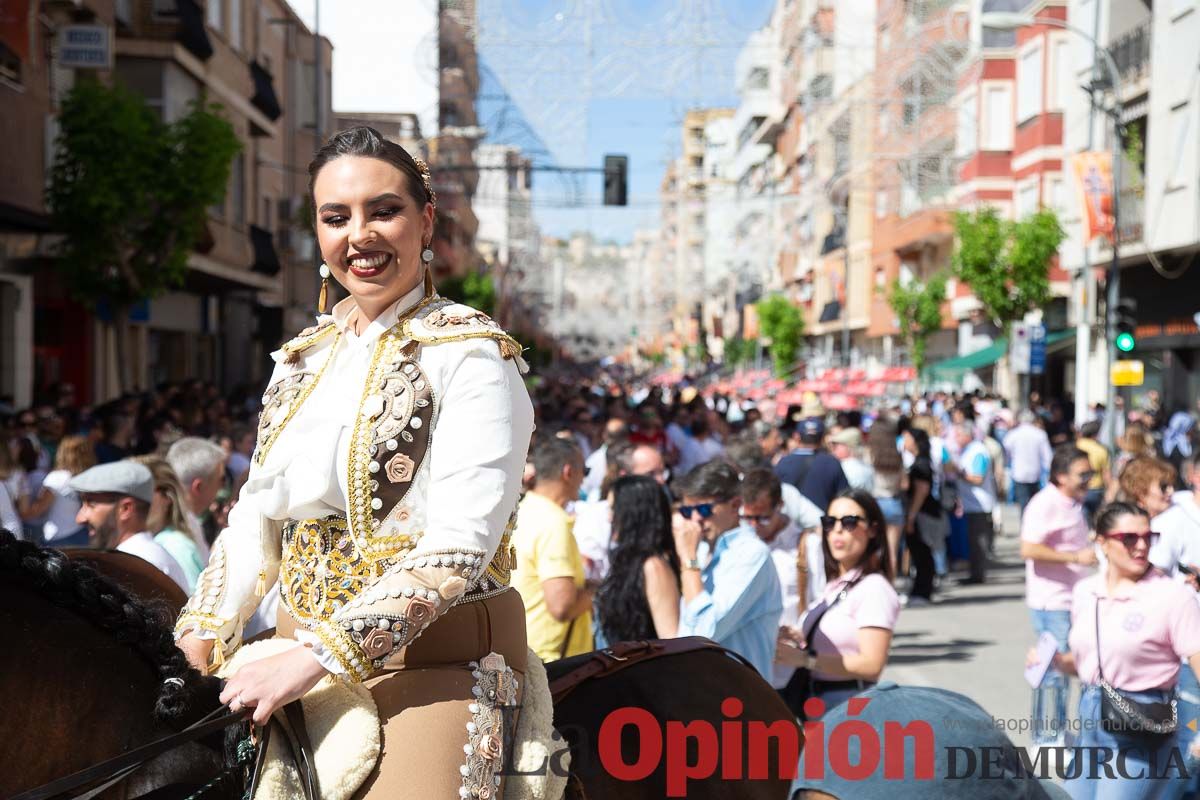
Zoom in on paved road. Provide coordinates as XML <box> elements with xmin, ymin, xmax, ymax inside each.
<box><xmin>883</xmin><ymin>505</ymin><xmax>1045</xmax><ymax>748</ymax></box>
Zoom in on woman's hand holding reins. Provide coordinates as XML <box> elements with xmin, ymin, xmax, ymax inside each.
<box><xmin>219</xmin><ymin>644</ymin><xmax>331</xmax><ymax>726</ymax></box>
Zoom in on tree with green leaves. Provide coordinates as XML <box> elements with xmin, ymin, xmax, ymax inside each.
<box><xmin>755</xmin><ymin>294</ymin><xmax>805</xmax><ymax>378</ymax></box>
<box><xmin>47</xmin><ymin>81</ymin><xmax>241</xmax><ymax>393</ymax></box>
<box><xmin>438</xmin><ymin>270</ymin><xmax>496</xmax><ymax>316</ymax></box>
<box><xmin>722</xmin><ymin>336</ymin><xmax>753</xmax><ymax>368</ymax></box>
<box><xmin>951</xmin><ymin>207</ymin><xmax>1065</xmax><ymax>333</ymax></box>
<box><xmin>886</xmin><ymin>272</ymin><xmax>947</xmax><ymax>375</ymax></box>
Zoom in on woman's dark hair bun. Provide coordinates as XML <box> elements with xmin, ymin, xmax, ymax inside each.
<box><xmin>307</xmin><ymin>126</ymin><xmax>435</xmax><ymax>216</ymax></box>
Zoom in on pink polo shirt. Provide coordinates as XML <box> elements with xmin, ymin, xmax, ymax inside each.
<box><xmin>1021</xmin><ymin>484</ymin><xmax>1092</xmax><ymax>611</ymax></box>
<box><xmin>802</xmin><ymin>569</ymin><xmax>900</xmax><ymax>681</ymax></box>
<box><xmin>1068</xmin><ymin>568</ymin><xmax>1200</xmax><ymax>691</ymax></box>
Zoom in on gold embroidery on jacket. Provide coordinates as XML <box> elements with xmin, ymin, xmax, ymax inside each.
<box><xmin>255</xmin><ymin>332</ymin><xmax>343</xmax><ymax>466</ymax></box>
<box><xmin>279</xmin><ymin>517</ymin><xmax>405</xmax><ymax>628</ymax></box>
<box><xmin>347</xmin><ymin>297</ymin><xmax>437</xmax><ymax>555</ymax></box>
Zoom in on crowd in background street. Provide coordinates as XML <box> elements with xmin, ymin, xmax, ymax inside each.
<box><xmin>8</xmin><ymin>369</ymin><xmax>1200</xmax><ymax>797</ymax></box>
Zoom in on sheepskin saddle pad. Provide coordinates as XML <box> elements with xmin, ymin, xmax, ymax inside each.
<box><xmin>505</xmin><ymin>649</ymin><xmax>570</xmax><ymax>800</ymax></box>
<box><xmin>219</xmin><ymin>641</ymin><xmax>568</xmax><ymax>800</ymax></box>
<box><xmin>218</xmin><ymin>639</ymin><xmax>381</xmax><ymax>800</ymax></box>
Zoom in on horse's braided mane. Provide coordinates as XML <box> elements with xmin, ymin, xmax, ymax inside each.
<box><xmin>0</xmin><ymin>527</ymin><xmax>222</xmax><ymax>728</ymax></box>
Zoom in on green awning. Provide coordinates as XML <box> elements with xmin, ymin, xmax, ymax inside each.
<box><xmin>927</xmin><ymin>330</ymin><xmax>1074</xmax><ymax>381</ymax></box>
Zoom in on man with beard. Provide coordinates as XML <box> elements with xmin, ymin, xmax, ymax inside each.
<box><xmin>71</xmin><ymin>460</ymin><xmax>188</xmax><ymax>590</ymax></box>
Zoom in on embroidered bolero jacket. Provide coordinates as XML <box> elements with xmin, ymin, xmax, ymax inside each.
<box><xmin>174</xmin><ymin>283</ymin><xmax>536</xmax><ymax>681</ymax></box>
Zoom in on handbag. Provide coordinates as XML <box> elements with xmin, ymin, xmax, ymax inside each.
<box><xmin>782</xmin><ymin>576</ymin><xmax>862</xmax><ymax>719</ymax></box>
<box><xmin>915</xmin><ymin>509</ymin><xmax>949</xmax><ymax>548</ymax></box>
<box><xmin>1094</xmin><ymin>601</ymin><xmax>1178</xmax><ymax>740</ymax></box>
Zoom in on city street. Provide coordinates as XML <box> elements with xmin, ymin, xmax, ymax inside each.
<box><xmin>885</xmin><ymin>507</ymin><xmax>1041</xmax><ymax>749</ymax></box>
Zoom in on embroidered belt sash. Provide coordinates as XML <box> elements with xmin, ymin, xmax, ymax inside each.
<box><xmin>279</xmin><ymin>516</ymin><xmax>516</xmax><ymax>631</ymax></box>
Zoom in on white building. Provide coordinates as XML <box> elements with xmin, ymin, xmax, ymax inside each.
<box><xmin>1061</xmin><ymin>0</ymin><xmax>1200</xmax><ymax>413</ymax></box>
<box><xmin>542</xmin><ymin>233</ymin><xmax>635</xmax><ymax>361</ymax></box>
<box><xmin>473</xmin><ymin>143</ymin><xmax>539</xmax><ymax>330</ymax></box>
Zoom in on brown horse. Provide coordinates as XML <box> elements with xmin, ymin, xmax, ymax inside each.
<box><xmin>547</xmin><ymin>646</ymin><xmax>799</xmax><ymax>799</ymax></box>
<box><xmin>0</xmin><ymin>531</ymin><xmax>230</xmax><ymax>799</ymax></box>
<box><xmin>5</xmin><ymin>529</ymin><xmax>799</xmax><ymax>799</ymax></box>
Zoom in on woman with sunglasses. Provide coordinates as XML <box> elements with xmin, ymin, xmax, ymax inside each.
<box><xmin>1042</xmin><ymin>502</ymin><xmax>1200</xmax><ymax>800</ymax></box>
<box><xmin>1119</xmin><ymin>456</ymin><xmax>1178</xmax><ymax>522</ymax></box>
<box><xmin>777</xmin><ymin>488</ymin><xmax>899</xmax><ymax>716</ymax></box>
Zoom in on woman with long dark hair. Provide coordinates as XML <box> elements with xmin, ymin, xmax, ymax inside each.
<box><xmin>867</xmin><ymin>415</ymin><xmax>906</xmax><ymax>577</ymax></box>
<box><xmin>594</xmin><ymin>475</ymin><xmax>681</xmax><ymax>645</ymax></box>
<box><xmin>901</xmin><ymin>427</ymin><xmax>944</xmax><ymax>605</ymax></box>
<box><xmin>777</xmin><ymin>488</ymin><xmax>900</xmax><ymax>716</ymax></box>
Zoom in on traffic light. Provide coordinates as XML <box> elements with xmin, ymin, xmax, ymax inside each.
<box><xmin>603</xmin><ymin>154</ymin><xmax>628</xmax><ymax>206</ymax></box>
<box><xmin>1114</xmin><ymin>297</ymin><xmax>1137</xmax><ymax>353</ymax></box>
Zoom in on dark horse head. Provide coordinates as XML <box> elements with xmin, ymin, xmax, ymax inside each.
<box><xmin>0</xmin><ymin>528</ymin><xmax>236</xmax><ymax>798</ymax></box>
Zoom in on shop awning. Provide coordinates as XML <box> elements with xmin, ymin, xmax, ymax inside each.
<box><xmin>927</xmin><ymin>330</ymin><xmax>1074</xmax><ymax>381</ymax></box>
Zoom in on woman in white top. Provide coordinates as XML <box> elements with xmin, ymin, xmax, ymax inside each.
<box><xmin>19</xmin><ymin>435</ymin><xmax>93</xmax><ymax>547</ymax></box>
<box><xmin>174</xmin><ymin>127</ymin><xmax>535</xmax><ymax>799</ymax></box>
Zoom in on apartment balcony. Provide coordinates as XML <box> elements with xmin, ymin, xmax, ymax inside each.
<box><xmin>1115</xmin><ymin>154</ymin><xmax>1144</xmax><ymax>246</ymax></box>
<box><xmin>1111</xmin><ymin>21</ymin><xmax>1151</xmax><ymax>85</ymax></box>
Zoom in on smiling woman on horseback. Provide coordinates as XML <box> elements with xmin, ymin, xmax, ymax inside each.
<box><xmin>173</xmin><ymin>126</ymin><xmax>535</xmax><ymax>799</ymax></box>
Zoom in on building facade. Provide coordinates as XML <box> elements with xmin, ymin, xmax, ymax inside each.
<box><xmin>0</xmin><ymin>0</ymin><xmax>331</xmax><ymax>406</ymax></box>
<box><xmin>431</xmin><ymin>0</ymin><xmax>481</xmax><ymax>279</ymax></box>
<box><xmin>1061</xmin><ymin>0</ymin><xmax>1200</xmax><ymax>413</ymax></box>
<box><xmin>473</xmin><ymin>143</ymin><xmax>538</xmax><ymax>330</ymax></box>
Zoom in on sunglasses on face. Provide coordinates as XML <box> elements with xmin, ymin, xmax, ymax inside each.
<box><xmin>680</xmin><ymin>503</ymin><xmax>716</xmax><ymax>520</ymax></box>
<box><xmin>820</xmin><ymin>515</ymin><xmax>866</xmax><ymax>533</ymax></box>
<box><xmin>1103</xmin><ymin>531</ymin><xmax>1159</xmax><ymax>551</ymax></box>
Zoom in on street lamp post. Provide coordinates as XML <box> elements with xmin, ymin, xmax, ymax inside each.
<box><xmin>980</xmin><ymin>13</ymin><xmax>1123</xmax><ymax>438</ymax></box>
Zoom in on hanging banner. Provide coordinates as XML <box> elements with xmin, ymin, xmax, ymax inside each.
<box><xmin>1071</xmin><ymin>151</ymin><xmax>1114</xmax><ymax>243</ymax></box>
<box><xmin>0</xmin><ymin>0</ymin><xmax>35</xmax><ymax>63</ymax></box>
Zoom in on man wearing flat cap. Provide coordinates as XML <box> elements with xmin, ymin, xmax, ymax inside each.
<box><xmin>71</xmin><ymin>460</ymin><xmax>188</xmax><ymax>590</ymax></box>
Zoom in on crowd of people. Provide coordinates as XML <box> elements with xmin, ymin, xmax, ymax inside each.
<box><xmin>9</xmin><ymin>371</ymin><xmax>1200</xmax><ymax>797</ymax></box>
<box><xmin>516</xmin><ymin>377</ymin><xmax>1200</xmax><ymax>798</ymax></box>
<box><xmin>0</xmin><ymin>382</ymin><xmax>295</xmax><ymax>650</ymax></box>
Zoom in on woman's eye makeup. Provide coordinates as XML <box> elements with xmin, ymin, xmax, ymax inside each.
<box><xmin>319</xmin><ymin>207</ymin><xmax>402</xmax><ymax>226</ymax></box>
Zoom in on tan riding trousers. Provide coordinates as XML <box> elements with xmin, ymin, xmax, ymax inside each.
<box><xmin>278</xmin><ymin>588</ymin><xmax>528</xmax><ymax>799</ymax></box>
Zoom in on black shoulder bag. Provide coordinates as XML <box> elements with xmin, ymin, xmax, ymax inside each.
<box><xmin>779</xmin><ymin>576</ymin><xmax>861</xmax><ymax>718</ymax></box>
<box><xmin>1095</xmin><ymin>600</ymin><xmax>1178</xmax><ymax>740</ymax></box>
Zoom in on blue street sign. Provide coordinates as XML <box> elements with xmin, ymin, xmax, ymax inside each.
<box><xmin>1029</xmin><ymin>324</ymin><xmax>1047</xmax><ymax>375</ymax></box>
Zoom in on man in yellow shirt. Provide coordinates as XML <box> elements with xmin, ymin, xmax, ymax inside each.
<box><xmin>1075</xmin><ymin>420</ymin><xmax>1111</xmax><ymax>523</ymax></box>
<box><xmin>512</xmin><ymin>435</ymin><xmax>594</xmax><ymax>661</ymax></box>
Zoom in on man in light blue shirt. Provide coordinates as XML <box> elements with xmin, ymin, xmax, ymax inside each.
<box><xmin>673</xmin><ymin>460</ymin><xmax>782</xmax><ymax>679</ymax></box>
<box><xmin>952</xmin><ymin>422</ymin><xmax>996</xmax><ymax>585</ymax></box>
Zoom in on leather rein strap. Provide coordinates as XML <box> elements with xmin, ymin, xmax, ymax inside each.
<box><xmin>549</xmin><ymin>637</ymin><xmax>757</xmax><ymax>705</ymax></box>
<box><xmin>11</xmin><ymin>706</ymin><xmax>247</xmax><ymax>800</ymax></box>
